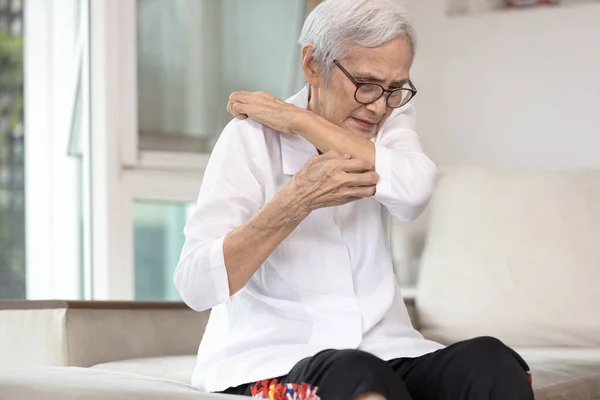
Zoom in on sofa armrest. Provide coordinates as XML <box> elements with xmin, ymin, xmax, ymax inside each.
<box><xmin>404</xmin><ymin>297</ymin><xmax>420</xmax><ymax>330</ymax></box>
<box><xmin>0</xmin><ymin>301</ymin><xmax>208</xmax><ymax>368</ymax></box>
<box><xmin>1</xmin><ymin>296</ymin><xmax>420</xmax><ymax>368</ymax></box>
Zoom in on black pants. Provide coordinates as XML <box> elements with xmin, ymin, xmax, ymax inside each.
<box><xmin>222</xmin><ymin>336</ymin><xmax>534</xmax><ymax>400</ymax></box>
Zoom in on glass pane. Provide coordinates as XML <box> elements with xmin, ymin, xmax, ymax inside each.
<box><xmin>0</xmin><ymin>0</ymin><xmax>24</xmax><ymax>298</ymax></box>
<box><xmin>137</xmin><ymin>0</ymin><xmax>310</xmax><ymax>153</ymax></box>
<box><xmin>133</xmin><ymin>200</ymin><xmax>192</xmax><ymax>301</ymax></box>
<box><xmin>67</xmin><ymin>0</ymin><xmax>92</xmax><ymax>299</ymax></box>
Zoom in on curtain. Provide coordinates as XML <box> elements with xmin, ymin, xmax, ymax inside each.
<box><xmin>137</xmin><ymin>0</ymin><xmax>307</xmax><ymax>151</ymax></box>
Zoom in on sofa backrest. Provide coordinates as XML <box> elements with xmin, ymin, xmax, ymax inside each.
<box><xmin>0</xmin><ymin>301</ymin><xmax>209</xmax><ymax>367</ymax></box>
<box><xmin>414</xmin><ymin>167</ymin><xmax>600</xmax><ymax>347</ymax></box>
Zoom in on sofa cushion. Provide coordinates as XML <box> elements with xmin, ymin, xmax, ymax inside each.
<box><xmin>517</xmin><ymin>348</ymin><xmax>600</xmax><ymax>398</ymax></box>
<box><xmin>91</xmin><ymin>350</ymin><xmax>600</xmax><ymax>399</ymax></box>
<box><xmin>2</xmin><ymin>351</ymin><xmax>596</xmax><ymax>400</ymax></box>
<box><xmin>0</xmin><ymin>367</ymin><xmax>245</xmax><ymax>400</ymax></box>
<box><xmin>92</xmin><ymin>355</ymin><xmax>196</xmax><ymax>385</ymax></box>
<box><xmin>416</xmin><ymin>167</ymin><xmax>600</xmax><ymax>347</ymax></box>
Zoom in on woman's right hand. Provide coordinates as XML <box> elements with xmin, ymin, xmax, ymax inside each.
<box><xmin>278</xmin><ymin>150</ymin><xmax>379</xmax><ymax>217</ymax></box>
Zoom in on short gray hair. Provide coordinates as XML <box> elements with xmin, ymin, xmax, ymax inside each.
<box><xmin>299</xmin><ymin>0</ymin><xmax>417</xmax><ymax>78</ymax></box>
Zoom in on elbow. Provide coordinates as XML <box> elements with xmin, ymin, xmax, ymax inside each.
<box><xmin>407</xmin><ymin>156</ymin><xmax>437</xmax><ymax>209</ymax></box>
<box><xmin>173</xmin><ymin>252</ymin><xmax>231</xmax><ymax>312</ymax></box>
<box><xmin>390</xmin><ymin>156</ymin><xmax>437</xmax><ymax>222</ymax></box>
<box><xmin>172</xmin><ymin>264</ymin><xmax>210</xmax><ymax>312</ymax></box>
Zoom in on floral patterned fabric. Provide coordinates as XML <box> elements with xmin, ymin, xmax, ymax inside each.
<box><xmin>250</xmin><ymin>379</ymin><xmax>320</xmax><ymax>400</ymax></box>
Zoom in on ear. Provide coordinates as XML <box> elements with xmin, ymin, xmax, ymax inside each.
<box><xmin>301</xmin><ymin>45</ymin><xmax>321</xmax><ymax>88</ymax></box>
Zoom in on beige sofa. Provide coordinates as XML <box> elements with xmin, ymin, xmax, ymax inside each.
<box><xmin>1</xmin><ymin>166</ymin><xmax>599</xmax><ymax>399</ymax></box>
<box><xmin>0</xmin><ymin>299</ymin><xmax>597</xmax><ymax>399</ymax></box>
<box><xmin>398</xmin><ymin>167</ymin><xmax>600</xmax><ymax>398</ymax></box>
<box><xmin>0</xmin><ymin>301</ymin><xmax>240</xmax><ymax>399</ymax></box>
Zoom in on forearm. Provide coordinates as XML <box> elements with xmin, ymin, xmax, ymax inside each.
<box><xmin>223</xmin><ymin>187</ymin><xmax>309</xmax><ymax>295</ymax></box>
<box><xmin>291</xmin><ymin>110</ymin><xmax>375</xmax><ymax>167</ymax></box>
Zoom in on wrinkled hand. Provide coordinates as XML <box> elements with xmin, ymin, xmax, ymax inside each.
<box><xmin>227</xmin><ymin>91</ymin><xmax>300</xmax><ymax>134</ymax></box>
<box><xmin>282</xmin><ymin>151</ymin><xmax>379</xmax><ymax>215</ymax></box>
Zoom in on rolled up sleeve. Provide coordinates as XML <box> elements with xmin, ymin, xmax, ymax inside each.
<box><xmin>173</xmin><ymin>120</ymin><xmax>264</xmax><ymax>312</ymax></box>
<box><xmin>373</xmin><ymin>105</ymin><xmax>437</xmax><ymax>221</ymax></box>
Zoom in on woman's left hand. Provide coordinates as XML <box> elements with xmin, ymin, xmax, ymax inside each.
<box><xmin>227</xmin><ymin>91</ymin><xmax>303</xmax><ymax>134</ymax></box>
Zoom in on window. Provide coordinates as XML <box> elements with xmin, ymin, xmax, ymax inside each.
<box><xmin>0</xmin><ymin>0</ymin><xmax>24</xmax><ymax>299</ymax></box>
<box><xmin>22</xmin><ymin>0</ymin><xmax>417</xmax><ymax>300</ymax></box>
<box><xmin>136</xmin><ymin>0</ymin><xmax>308</xmax><ymax>154</ymax></box>
<box><xmin>133</xmin><ymin>200</ymin><xmax>192</xmax><ymax>301</ymax></box>
<box><xmin>83</xmin><ymin>0</ymin><xmax>312</xmax><ymax>300</ymax></box>
<box><xmin>85</xmin><ymin>0</ymin><xmax>418</xmax><ymax>299</ymax></box>
<box><xmin>24</xmin><ymin>0</ymin><xmax>92</xmax><ymax>299</ymax></box>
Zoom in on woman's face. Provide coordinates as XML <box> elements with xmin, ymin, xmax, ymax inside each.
<box><xmin>305</xmin><ymin>36</ymin><xmax>413</xmax><ymax>139</ymax></box>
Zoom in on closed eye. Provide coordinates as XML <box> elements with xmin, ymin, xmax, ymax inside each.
<box><xmin>355</xmin><ymin>76</ymin><xmax>408</xmax><ymax>90</ymax></box>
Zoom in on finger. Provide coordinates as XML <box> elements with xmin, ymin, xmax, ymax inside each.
<box><xmin>231</xmin><ymin>91</ymin><xmax>269</xmax><ymax>105</ymax></box>
<box><xmin>338</xmin><ymin>158</ymin><xmax>374</xmax><ymax>173</ymax></box>
<box><xmin>227</xmin><ymin>100</ymin><xmax>243</xmax><ymax>115</ymax></box>
<box><xmin>344</xmin><ymin>171</ymin><xmax>380</xmax><ymax>187</ymax></box>
<box><xmin>230</xmin><ymin>101</ymin><xmax>247</xmax><ymax>117</ymax></box>
<box><xmin>230</xmin><ymin>102</ymin><xmax>249</xmax><ymax>120</ymax></box>
<box><xmin>322</xmin><ymin>197</ymin><xmax>363</xmax><ymax>208</ymax></box>
<box><xmin>228</xmin><ymin>91</ymin><xmax>250</xmax><ymax>103</ymax></box>
<box><xmin>321</xmin><ymin>149</ymin><xmax>345</xmax><ymax>159</ymax></box>
<box><xmin>346</xmin><ymin>185</ymin><xmax>377</xmax><ymax>197</ymax></box>
<box><xmin>227</xmin><ymin>101</ymin><xmax>235</xmax><ymax>116</ymax></box>
<box><xmin>227</xmin><ymin>102</ymin><xmax>238</xmax><ymax>117</ymax></box>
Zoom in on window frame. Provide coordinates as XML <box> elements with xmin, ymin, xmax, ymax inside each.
<box><xmin>26</xmin><ymin>0</ymin><xmax>419</xmax><ymax>301</ymax></box>
<box><xmin>89</xmin><ymin>0</ymin><xmax>205</xmax><ymax>300</ymax></box>
<box><xmin>24</xmin><ymin>0</ymin><xmax>93</xmax><ymax>300</ymax></box>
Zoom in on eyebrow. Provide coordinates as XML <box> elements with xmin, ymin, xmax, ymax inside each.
<box><xmin>354</xmin><ymin>73</ymin><xmax>409</xmax><ymax>88</ymax></box>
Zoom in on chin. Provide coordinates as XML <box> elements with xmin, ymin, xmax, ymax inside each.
<box><xmin>349</xmin><ymin>127</ymin><xmax>377</xmax><ymax>139</ymax></box>
<box><xmin>343</xmin><ymin>118</ymin><xmax>379</xmax><ymax>139</ymax></box>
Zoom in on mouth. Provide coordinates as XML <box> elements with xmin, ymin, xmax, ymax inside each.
<box><xmin>351</xmin><ymin>117</ymin><xmax>379</xmax><ymax>133</ymax></box>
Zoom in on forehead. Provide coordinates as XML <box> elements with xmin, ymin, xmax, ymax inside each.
<box><xmin>342</xmin><ymin>36</ymin><xmax>412</xmax><ymax>81</ymax></box>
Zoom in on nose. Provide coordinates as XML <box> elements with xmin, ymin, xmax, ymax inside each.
<box><xmin>365</xmin><ymin>94</ymin><xmax>388</xmax><ymax>116</ymax></box>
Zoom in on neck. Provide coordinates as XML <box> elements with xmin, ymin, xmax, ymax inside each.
<box><xmin>307</xmin><ymin>85</ymin><xmax>321</xmax><ymax>116</ymax></box>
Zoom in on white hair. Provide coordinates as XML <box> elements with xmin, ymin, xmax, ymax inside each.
<box><xmin>299</xmin><ymin>0</ymin><xmax>417</xmax><ymax>78</ymax></box>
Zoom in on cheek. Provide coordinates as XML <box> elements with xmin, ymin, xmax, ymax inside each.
<box><xmin>323</xmin><ymin>88</ymin><xmax>359</xmax><ymax>124</ymax></box>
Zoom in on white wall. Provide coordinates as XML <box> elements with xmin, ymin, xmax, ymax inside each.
<box><xmin>405</xmin><ymin>1</ymin><xmax>600</xmax><ymax>170</ymax></box>
<box><xmin>391</xmin><ymin>1</ymin><xmax>600</xmax><ymax>286</ymax></box>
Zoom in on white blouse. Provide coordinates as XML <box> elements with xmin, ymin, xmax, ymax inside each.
<box><xmin>174</xmin><ymin>86</ymin><xmax>443</xmax><ymax>393</ymax></box>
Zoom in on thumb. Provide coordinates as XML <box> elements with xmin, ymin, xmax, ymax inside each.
<box><xmin>316</xmin><ymin>149</ymin><xmax>347</xmax><ymax>161</ymax></box>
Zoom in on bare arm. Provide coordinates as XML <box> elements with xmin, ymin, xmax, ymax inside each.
<box><xmin>290</xmin><ymin>109</ymin><xmax>375</xmax><ymax>166</ymax></box>
<box><xmin>228</xmin><ymin>91</ymin><xmax>375</xmax><ymax>166</ymax></box>
<box><xmin>223</xmin><ymin>151</ymin><xmax>378</xmax><ymax>295</ymax></box>
<box><xmin>227</xmin><ymin>91</ymin><xmax>437</xmax><ymax>222</ymax></box>
<box><xmin>223</xmin><ymin>188</ymin><xmax>307</xmax><ymax>295</ymax></box>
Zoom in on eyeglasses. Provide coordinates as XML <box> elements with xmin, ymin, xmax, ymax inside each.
<box><xmin>333</xmin><ymin>60</ymin><xmax>417</xmax><ymax>109</ymax></box>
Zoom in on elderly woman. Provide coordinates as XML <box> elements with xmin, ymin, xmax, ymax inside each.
<box><xmin>174</xmin><ymin>1</ymin><xmax>533</xmax><ymax>399</ymax></box>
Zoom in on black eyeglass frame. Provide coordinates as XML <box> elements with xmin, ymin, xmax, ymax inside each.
<box><xmin>333</xmin><ymin>60</ymin><xmax>417</xmax><ymax>108</ymax></box>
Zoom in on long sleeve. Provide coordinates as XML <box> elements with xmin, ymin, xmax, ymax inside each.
<box><xmin>373</xmin><ymin>104</ymin><xmax>437</xmax><ymax>221</ymax></box>
<box><xmin>173</xmin><ymin>120</ymin><xmax>265</xmax><ymax>312</ymax></box>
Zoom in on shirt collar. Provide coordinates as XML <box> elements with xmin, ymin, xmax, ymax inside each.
<box><xmin>280</xmin><ymin>85</ymin><xmax>319</xmax><ymax>176</ymax></box>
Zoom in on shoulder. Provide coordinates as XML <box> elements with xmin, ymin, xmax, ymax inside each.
<box><xmin>214</xmin><ymin>117</ymin><xmax>280</xmax><ymax>157</ymax></box>
<box><xmin>381</xmin><ymin>104</ymin><xmax>416</xmax><ymax>132</ymax></box>
<box><xmin>216</xmin><ymin>117</ymin><xmax>266</xmax><ymax>152</ymax></box>
<box><xmin>207</xmin><ymin>118</ymin><xmax>281</xmax><ymax>187</ymax></box>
